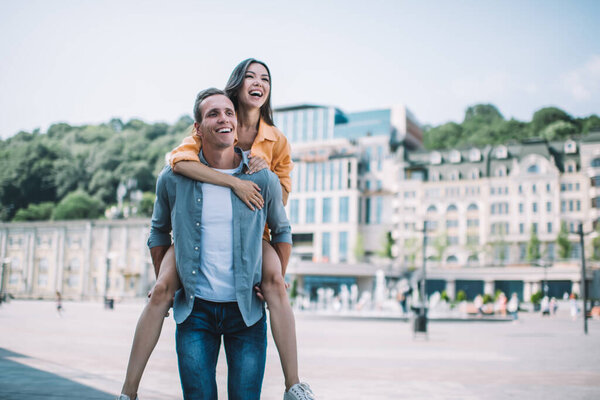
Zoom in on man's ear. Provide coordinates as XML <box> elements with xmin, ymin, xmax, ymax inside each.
<box><xmin>194</xmin><ymin>122</ymin><xmax>202</xmax><ymax>137</ymax></box>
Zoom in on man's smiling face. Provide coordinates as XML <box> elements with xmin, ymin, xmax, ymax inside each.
<box><xmin>195</xmin><ymin>94</ymin><xmax>237</xmax><ymax>149</ymax></box>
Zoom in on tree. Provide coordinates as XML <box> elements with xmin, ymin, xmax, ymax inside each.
<box><xmin>592</xmin><ymin>225</ymin><xmax>600</xmax><ymax>261</ymax></box>
<box><xmin>377</xmin><ymin>231</ymin><xmax>394</xmax><ymax>259</ymax></box>
<box><xmin>12</xmin><ymin>202</ymin><xmax>55</xmax><ymax>221</ymax></box>
<box><xmin>353</xmin><ymin>232</ymin><xmax>365</xmax><ymax>261</ymax></box>
<box><xmin>526</xmin><ymin>226</ymin><xmax>541</xmax><ymax>262</ymax></box>
<box><xmin>52</xmin><ymin>190</ymin><xmax>104</xmax><ymax>220</ymax></box>
<box><xmin>531</xmin><ymin>107</ymin><xmax>572</xmax><ymax>135</ymax></box>
<box><xmin>464</xmin><ymin>104</ymin><xmax>504</xmax><ymax>124</ymax></box>
<box><xmin>557</xmin><ymin>222</ymin><xmax>572</xmax><ymax>259</ymax></box>
<box><xmin>139</xmin><ymin>192</ymin><xmax>156</xmax><ymax>217</ymax></box>
<box><xmin>541</xmin><ymin>120</ymin><xmax>578</xmax><ymax>141</ymax></box>
<box><xmin>423</xmin><ymin>122</ymin><xmax>463</xmax><ymax>149</ymax></box>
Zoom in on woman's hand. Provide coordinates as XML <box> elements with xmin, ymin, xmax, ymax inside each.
<box><xmin>246</xmin><ymin>155</ymin><xmax>268</xmax><ymax>174</ymax></box>
<box><xmin>232</xmin><ymin>178</ymin><xmax>264</xmax><ymax>210</ymax></box>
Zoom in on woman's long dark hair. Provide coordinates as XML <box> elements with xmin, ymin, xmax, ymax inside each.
<box><xmin>224</xmin><ymin>58</ymin><xmax>274</xmax><ymax>126</ymax></box>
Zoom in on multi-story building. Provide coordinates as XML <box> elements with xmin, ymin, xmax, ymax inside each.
<box><xmin>393</xmin><ymin>135</ymin><xmax>600</xmax><ymax>300</ymax></box>
<box><xmin>275</xmin><ymin>104</ymin><xmax>424</xmax><ymax>296</ymax></box>
<box><xmin>0</xmin><ymin>219</ymin><xmax>152</xmax><ymax>300</ymax></box>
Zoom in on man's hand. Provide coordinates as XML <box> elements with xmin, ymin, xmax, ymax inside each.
<box><xmin>246</xmin><ymin>155</ymin><xmax>268</xmax><ymax>174</ymax></box>
<box><xmin>232</xmin><ymin>179</ymin><xmax>264</xmax><ymax>210</ymax></box>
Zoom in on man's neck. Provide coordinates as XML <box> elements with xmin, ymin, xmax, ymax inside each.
<box><xmin>202</xmin><ymin>145</ymin><xmax>241</xmax><ymax>170</ymax></box>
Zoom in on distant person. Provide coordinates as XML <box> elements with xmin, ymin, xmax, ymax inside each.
<box><xmin>541</xmin><ymin>296</ymin><xmax>550</xmax><ymax>316</ymax></box>
<box><xmin>569</xmin><ymin>293</ymin><xmax>579</xmax><ymax>320</ymax></box>
<box><xmin>145</xmin><ymin>88</ymin><xmax>292</xmax><ymax>399</ymax></box>
<box><xmin>549</xmin><ymin>297</ymin><xmax>558</xmax><ymax>316</ymax></box>
<box><xmin>507</xmin><ymin>293</ymin><xmax>519</xmax><ymax>321</ymax></box>
<box><xmin>56</xmin><ymin>291</ymin><xmax>63</xmax><ymax>316</ymax></box>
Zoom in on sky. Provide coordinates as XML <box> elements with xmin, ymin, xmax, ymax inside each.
<box><xmin>0</xmin><ymin>0</ymin><xmax>599</xmax><ymax>139</ymax></box>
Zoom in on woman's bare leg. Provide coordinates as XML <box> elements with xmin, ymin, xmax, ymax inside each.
<box><xmin>120</xmin><ymin>245</ymin><xmax>180</xmax><ymax>399</ymax></box>
<box><xmin>260</xmin><ymin>240</ymin><xmax>300</xmax><ymax>390</ymax></box>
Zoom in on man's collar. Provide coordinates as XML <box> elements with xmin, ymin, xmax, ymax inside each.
<box><xmin>198</xmin><ymin>147</ymin><xmax>250</xmax><ymax>170</ymax></box>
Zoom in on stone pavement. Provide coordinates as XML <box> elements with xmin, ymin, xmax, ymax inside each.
<box><xmin>0</xmin><ymin>300</ymin><xmax>599</xmax><ymax>400</ymax></box>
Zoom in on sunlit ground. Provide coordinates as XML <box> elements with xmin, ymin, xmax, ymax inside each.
<box><xmin>0</xmin><ymin>300</ymin><xmax>599</xmax><ymax>400</ymax></box>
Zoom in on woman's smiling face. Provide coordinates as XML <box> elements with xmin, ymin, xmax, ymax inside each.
<box><xmin>238</xmin><ymin>62</ymin><xmax>271</xmax><ymax>110</ymax></box>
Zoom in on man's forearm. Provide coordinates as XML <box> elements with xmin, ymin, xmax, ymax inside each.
<box><xmin>150</xmin><ymin>245</ymin><xmax>170</xmax><ymax>278</ymax></box>
<box><xmin>272</xmin><ymin>242</ymin><xmax>292</xmax><ymax>276</ymax></box>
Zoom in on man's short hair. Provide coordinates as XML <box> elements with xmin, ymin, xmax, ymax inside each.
<box><xmin>193</xmin><ymin>88</ymin><xmax>227</xmax><ymax>123</ymax></box>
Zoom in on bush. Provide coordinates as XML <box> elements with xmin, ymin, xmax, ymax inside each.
<box><xmin>482</xmin><ymin>294</ymin><xmax>493</xmax><ymax>304</ymax></box>
<box><xmin>440</xmin><ymin>290</ymin><xmax>450</xmax><ymax>302</ymax></box>
<box><xmin>12</xmin><ymin>202</ymin><xmax>54</xmax><ymax>221</ymax></box>
<box><xmin>52</xmin><ymin>190</ymin><xmax>104</xmax><ymax>220</ymax></box>
<box><xmin>456</xmin><ymin>290</ymin><xmax>467</xmax><ymax>302</ymax></box>
<box><xmin>530</xmin><ymin>290</ymin><xmax>543</xmax><ymax>305</ymax></box>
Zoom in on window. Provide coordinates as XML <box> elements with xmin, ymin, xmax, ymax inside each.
<box><xmin>447</xmin><ymin>236</ymin><xmax>459</xmax><ymax>245</ymax></box>
<box><xmin>322</xmin><ymin>198</ymin><xmax>332</xmax><ymax>223</ymax></box>
<box><xmin>339</xmin><ymin>197</ymin><xmax>349</xmax><ymax>223</ymax></box>
<box><xmin>446</xmin><ymin>255</ymin><xmax>458</xmax><ymax>263</ymax></box>
<box><xmin>447</xmin><ymin>204</ymin><xmax>458</xmax><ymax>212</ymax></box>
<box><xmin>546</xmin><ymin>183</ymin><xmax>551</xmax><ymax>193</ymax></box>
<box><xmin>467</xmin><ymin>235</ymin><xmax>479</xmax><ymax>245</ymax></box>
<box><xmin>467</xmin><ymin>219</ymin><xmax>479</xmax><ymax>227</ymax></box>
<box><xmin>322</xmin><ymin>232</ymin><xmax>331</xmax><ymax>260</ymax></box>
<box><xmin>305</xmin><ymin>199</ymin><xmax>315</xmax><ymax>223</ymax></box>
<box><xmin>467</xmin><ymin>203</ymin><xmax>478</xmax><ymax>211</ymax></box>
<box><xmin>527</xmin><ymin>164</ymin><xmax>540</xmax><ymax>174</ymax></box>
<box><xmin>290</xmin><ymin>200</ymin><xmax>299</xmax><ymax>224</ymax></box>
<box><xmin>427</xmin><ymin>205</ymin><xmax>437</xmax><ymax>213</ymax></box>
<box><xmin>365</xmin><ymin>198</ymin><xmax>371</xmax><ymax>224</ymax></box>
<box><xmin>376</xmin><ymin>197</ymin><xmax>383</xmax><ymax>224</ymax></box>
<box><xmin>533</xmin><ymin>223</ymin><xmax>538</xmax><ymax>233</ymax></box>
<box><xmin>339</xmin><ymin>232</ymin><xmax>348</xmax><ymax>262</ymax></box>
<box><xmin>592</xmin><ymin>158</ymin><xmax>600</xmax><ymax>168</ymax></box>
<box><xmin>561</xmin><ymin>200</ymin><xmax>566</xmax><ymax>212</ymax></box>
<box><xmin>446</xmin><ymin>220</ymin><xmax>458</xmax><ymax>228</ymax></box>
<box><xmin>547</xmin><ymin>243</ymin><xmax>555</xmax><ymax>260</ymax></box>
<box><xmin>532</xmin><ymin>184</ymin><xmax>537</xmax><ymax>193</ymax></box>
<box><xmin>546</xmin><ymin>202</ymin><xmax>552</xmax><ymax>212</ymax></box>
<box><xmin>519</xmin><ymin>203</ymin><xmax>524</xmax><ymax>214</ymax></box>
<box><xmin>547</xmin><ymin>222</ymin><xmax>553</xmax><ymax>233</ymax></box>
<box><xmin>519</xmin><ymin>223</ymin><xmax>524</xmax><ymax>234</ymax></box>
<box><xmin>532</xmin><ymin>203</ymin><xmax>538</xmax><ymax>213</ymax></box>
<box><xmin>519</xmin><ymin>243</ymin><xmax>527</xmax><ymax>260</ymax></box>
<box><xmin>518</xmin><ymin>185</ymin><xmax>523</xmax><ymax>194</ymax></box>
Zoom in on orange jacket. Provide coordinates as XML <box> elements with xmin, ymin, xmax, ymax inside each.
<box><xmin>169</xmin><ymin>119</ymin><xmax>293</xmax><ymax>193</ymax></box>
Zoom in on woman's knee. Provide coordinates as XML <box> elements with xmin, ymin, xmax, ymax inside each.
<box><xmin>261</xmin><ymin>271</ymin><xmax>286</xmax><ymax>296</ymax></box>
<box><xmin>149</xmin><ymin>281</ymin><xmax>174</xmax><ymax>306</ymax></box>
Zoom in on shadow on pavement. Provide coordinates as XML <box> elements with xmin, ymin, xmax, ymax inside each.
<box><xmin>0</xmin><ymin>348</ymin><xmax>112</xmax><ymax>399</ymax></box>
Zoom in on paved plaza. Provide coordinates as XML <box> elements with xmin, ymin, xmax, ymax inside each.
<box><xmin>0</xmin><ymin>300</ymin><xmax>599</xmax><ymax>399</ymax></box>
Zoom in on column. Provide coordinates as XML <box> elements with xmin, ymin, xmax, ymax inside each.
<box><xmin>484</xmin><ymin>280</ymin><xmax>494</xmax><ymax>296</ymax></box>
<box><xmin>523</xmin><ymin>281</ymin><xmax>532</xmax><ymax>302</ymax></box>
<box><xmin>446</xmin><ymin>279</ymin><xmax>456</xmax><ymax>300</ymax></box>
<box><xmin>571</xmin><ymin>281</ymin><xmax>581</xmax><ymax>296</ymax></box>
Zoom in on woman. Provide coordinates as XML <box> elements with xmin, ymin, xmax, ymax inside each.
<box><xmin>118</xmin><ymin>59</ymin><xmax>315</xmax><ymax>400</ymax></box>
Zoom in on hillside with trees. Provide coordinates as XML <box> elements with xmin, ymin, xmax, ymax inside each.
<box><xmin>0</xmin><ymin>116</ymin><xmax>193</xmax><ymax>221</ymax></box>
<box><xmin>423</xmin><ymin>104</ymin><xmax>600</xmax><ymax>150</ymax></box>
<box><xmin>1</xmin><ymin>105</ymin><xmax>599</xmax><ymax>222</ymax></box>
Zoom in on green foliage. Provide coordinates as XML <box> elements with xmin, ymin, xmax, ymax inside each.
<box><xmin>482</xmin><ymin>294</ymin><xmax>493</xmax><ymax>304</ymax></box>
<box><xmin>52</xmin><ymin>190</ymin><xmax>104</xmax><ymax>220</ymax></box>
<box><xmin>494</xmin><ymin>289</ymin><xmax>504</xmax><ymax>301</ymax></box>
<box><xmin>557</xmin><ymin>221</ymin><xmax>572</xmax><ymax>259</ymax></box>
<box><xmin>530</xmin><ymin>290</ymin><xmax>543</xmax><ymax>305</ymax></box>
<box><xmin>456</xmin><ymin>290</ymin><xmax>467</xmax><ymax>302</ymax></box>
<box><xmin>541</xmin><ymin>120</ymin><xmax>578</xmax><ymax>141</ymax></box>
<box><xmin>377</xmin><ymin>231</ymin><xmax>394</xmax><ymax>259</ymax></box>
<box><xmin>12</xmin><ymin>202</ymin><xmax>55</xmax><ymax>221</ymax></box>
<box><xmin>139</xmin><ymin>192</ymin><xmax>156</xmax><ymax>217</ymax></box>
<box><xmin>592</xmin><ymin>225</ymin><xmax>600</xmax><ymax>261</ymax></box>
<box><xmin>289</xmin><ymin>278</ymin><xmax>298</xmax><ymax>300</ymax></box>
<box><xmin>354</xmin><ymin>233</ymin><xmax>365</xmax><ymax>261</ymax></box>
<box><xmin>440</xmin><ymin>290</ymin><xmax>450</xmax><ymax>302</ymax></box>
<box><xmin>527</xmin><ymin>227</ymin><xmax>541</xmax><ymax>262</ymax></box>
<box><xmin>531</xmin><ymin>107</ymin><xmax>572</xmax><ymax>135</ymax></box>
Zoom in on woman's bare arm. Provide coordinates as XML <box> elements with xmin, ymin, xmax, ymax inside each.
<box><xmin>173</xmin><ymin>161</ymin><xmax>264</xmax><ymax>210</ymax></box>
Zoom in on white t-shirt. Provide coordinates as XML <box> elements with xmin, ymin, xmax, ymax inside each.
<box><xmin>195</xmin><ymin>162</ymin><xmax>243</xmax><ymax>302</ymax></box>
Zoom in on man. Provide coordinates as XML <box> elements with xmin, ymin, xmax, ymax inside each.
<box><xmin>147</xmin><ymin>88</ymin><xmax>292</xmax><ymax>400</ymax></box>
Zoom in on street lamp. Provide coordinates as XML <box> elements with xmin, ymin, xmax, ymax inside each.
<box><xmin>0</xmin><ymin>258</ymin><xmax>11</xmax><ymax>303</ymax></box>
<box><xmin>414</xmin><ymin>221</ymin><xmax>428</xmax><ymax>337</ymax></box>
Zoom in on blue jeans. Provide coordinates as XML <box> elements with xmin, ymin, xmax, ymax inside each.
<box><xmin>176</xmin><ymin>297</ymin><xmax>267</xmax><ymax>400</ymax></box>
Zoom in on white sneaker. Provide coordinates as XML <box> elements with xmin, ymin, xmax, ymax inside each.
<box><xmin>284</xmin><ymin>382</ymin><xmax>316</xmax><ymax>400</ymax></box>
<box><xmin>117</xmin><ymin>395</ymin><xmax>138</xmax><ymax>400</ymax></box>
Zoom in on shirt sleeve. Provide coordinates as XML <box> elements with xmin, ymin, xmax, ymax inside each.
<box><xmin>147</xmin><ymin>167</ymin><xmax>173</xmax><ymax>249</ymax></box>
<box><xmin>169</xmin><ymin>135</ymin><xmax>203</xmax><ymax>168</ymax></box>
<box><xmin>264</xmin><ymin>172</ymin><xmax>292</xmax><ymax>244</ymax></box>
<box><xmin>270</xmin><ymin>133</ymin><xmax>293</xmax><ymax>194</ymax></box>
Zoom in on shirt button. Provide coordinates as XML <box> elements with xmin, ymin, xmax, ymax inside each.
<box><xmin>190</xmin><ymin>295</ymin><xmax>194</xmax><ymax>299</ymax></box>
<box><xmin>196</xmin><ymin>222</ymin><xmax>200</xmax><ymax>226</ymax></box>
<box><xmin>197</xmin><ymin>198</ymin><xmax>201</xmax><ymax>202</ymax></box>
<box><xmin>192</xmin><ymin>270</ymin><xmax>196</xmax><ymax>275</ymax></box>
<box><xmin>194</xmin><ymin>246</ymin><xmax>199</xmax><ymax>251</ymax></box>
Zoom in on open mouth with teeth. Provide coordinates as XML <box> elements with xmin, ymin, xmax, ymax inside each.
<box><xmin>217</xmin><ymin>128</ymin><xmax>232</xmax><ymax>133</ymax></box>
<box><xmin>249</xmin><ymin>90</ymin><xmax>263</xmax><ymax>98</ymax></box>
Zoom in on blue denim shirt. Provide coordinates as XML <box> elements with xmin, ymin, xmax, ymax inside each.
<box><xmin>147</xmin><ymin>148</ymin><xmax>292</xmax><ymax>326</ymax></box>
